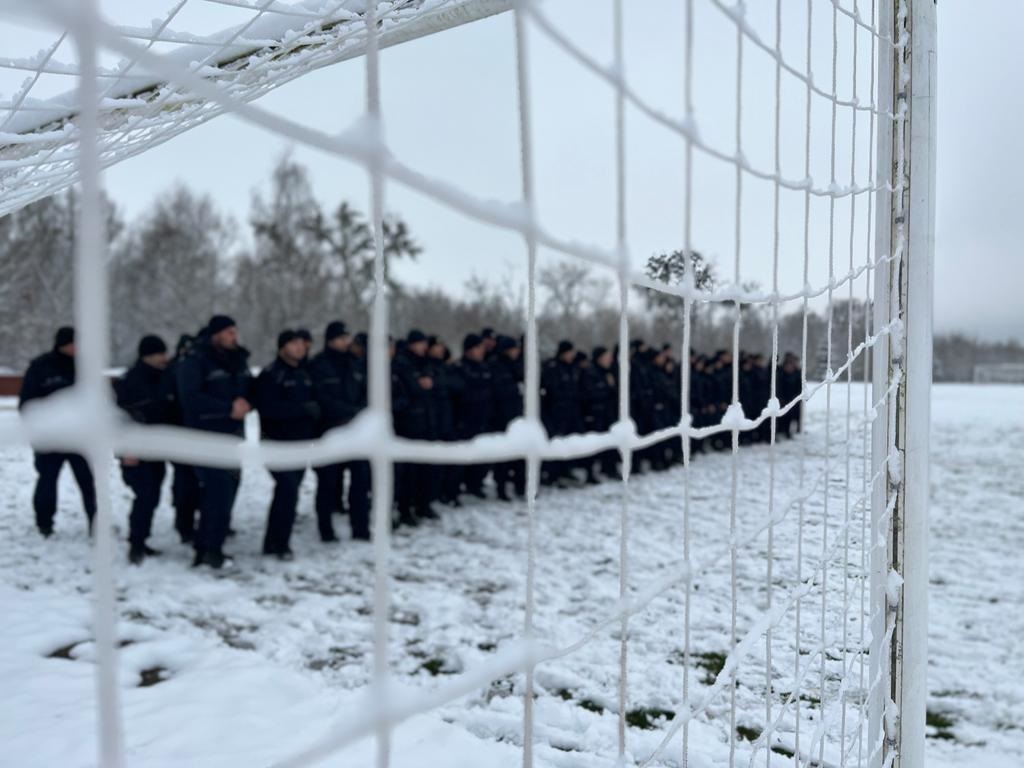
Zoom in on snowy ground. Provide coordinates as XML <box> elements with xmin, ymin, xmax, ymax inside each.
<box><xmin>0</xmin><ymin>384</ymin><xmax>1020</xmax><ymax>767</ymax></box>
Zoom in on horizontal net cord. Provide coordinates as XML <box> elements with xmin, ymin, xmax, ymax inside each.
<box><xmin>269</xmin><ymin>419</ymin><xmax>887</xmax><ymax>768</ymax></box>
<box><xmin>524</xmin><ymin>3</ymin><xmax>894</xmax><ymax>197</ymax></box>
<box><xmin>5</xmin><ymin>319</ymin><xmax>897</xmax><ymax>473</ymax></box>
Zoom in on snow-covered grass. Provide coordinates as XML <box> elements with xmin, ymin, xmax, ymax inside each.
<box><xmin>0</xmin><ymin>384</ymin><xmax>1020</xmax><ymax>766</ymax></box>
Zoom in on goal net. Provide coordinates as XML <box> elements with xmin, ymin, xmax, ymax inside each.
<box><xmin>0</xmin><ymin>1</ymin><xmax>935</xmax><ymax>767</ymax></box>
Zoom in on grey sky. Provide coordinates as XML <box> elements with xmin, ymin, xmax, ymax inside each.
<box><xmin>1</xmin><ymin>1</ymin><xmax>1020</xmax><ymax>342</ymax></box>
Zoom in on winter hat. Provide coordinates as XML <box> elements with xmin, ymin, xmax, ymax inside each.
<box><xmin>496</xmin><ymin>334</ymin><xmax>517</xmax><ymax>352</ymax></box>
<box><xmin>324</xmin><ymin>320</ymin><xmax>348</xmax><ymax>341</ymax></box>
<box><xmin>427</xmin><ymin>335</ymin><xmax>439</xmax><ymax>347</ymax></box>
<box><xmin>574</xmin><ymin>351</ymin><xmax>587</xmax><ymax>364</ymax></box>
<box><xmin>463</xmin><ymin>333</ymin><xmax>484</xmax><ymax>353</ymax></box>
<box><xmin>407</xmin><ymin>329</ymin><xmax>427</xmax><ymax>345</ymax></box>
<box><xmin>206</xmin><ymin>314</ymin><xmax>236</xmax><ymax>336</ymax></box>
<box><xmin>295</xmin><ymin>328</ymin><xmax>313</xmax><ymax>343</ymax></box>
<box><xmin>53</xmin><ymin>326</ymin><xmax>74</xmax><ymax>349</ymax></box>
<box><xmin>480</xmin><ymin>327</ymin><xmax>495</xmax><ymax>340</ymax></box>
<box><xmin>277</xmin><ymin>330</ymin><xmax>299</xmax><ymax>349</ymax></box>
<box><xmin>592</xmin><ymin>345</ymin><xmax>608</xmax><ymax>362</ymax></box>
<box><xmin>138</xmin><ymin>335</ymin><xmax>167</xmax><ymax>358</ymax></box>
<box><xmin>354</xmin><ymin>332</ymin><xmax>369</xmax><ymax>348</ymax></box>
<box><xmin>557</xmin><ymin>340</ymin><xmax>574</xmax><ymax>357</ymax></box>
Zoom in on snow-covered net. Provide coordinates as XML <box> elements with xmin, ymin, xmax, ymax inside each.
<box><xmin>0</xmin><ymin>0</ymin><xmax>930</xmax><ymax>766</ymax></box>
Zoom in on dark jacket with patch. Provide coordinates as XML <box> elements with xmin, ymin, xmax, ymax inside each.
<box><xmin>115</xmin><ymin>360</ymin><xmax>174</xmax><ymax>425</ymax></box>
<box><xmin>18</xmin><ymin>350</ymin><xmax>75</xmax><ymax>411</ymax></box>
<box><xmin>176</xmin><ymin>342</ymin><xmax>253</xmax><ymax>437</ymax></box>
<box><xmin>255</xmin><ymin>357</ymin><xmax>320</xmax><ymax>442</ymax></box>
<box><xmin>309</xmin><ymin>347</ymin><xmax>361</xmax><ymax>433</ymax></box>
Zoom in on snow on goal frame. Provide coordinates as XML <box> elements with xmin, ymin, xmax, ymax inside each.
<box><xmin>0</xmin><ymin>1</ymin><xmax>935</xmax><ymax>767</ymax></box>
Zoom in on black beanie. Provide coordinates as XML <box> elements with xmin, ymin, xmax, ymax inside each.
<box><xmin>277</xmin><ymin>329</ymin><xmax>299</xmax><ymax>349</ymax></box>
<box><xmin>463</xmin><ymin>333</ymin><xmax>484</xmax><ymax>353</ymax></box>
<box><xmin>481</xmin><ymin>327</ymin><xmax>495</xmax><ymax>340</ymax></box>
<box><xmin>557</xmin><ymin>339</ymin><xmax>574</xmax><ymax>356</ymax></box>
<box><xmin>207</xmin><ymin>314</ymin><xmax>236</xmax><ymax>336</ymax></box>
<box><xmin>592</xmin><ymin>345</ymin><xmax>608</xmax><ymax>361</ymax></box>
<box><xmin>354</xmin><ymin>332</ymin><xmax>368</xmax><ymax>348</ymax></box>
<box><xmin>54</xmin><ymin>326</ymin><xmax>74</xmax><ymax>349</ymax></box>
<box><xmin>496</xmin><ymin>334</ymin><xmax>517</xmax><ymax>352</ymax></box>
<box><xmin>407</xmin><ymin>329</ymin><xmax>427</xmax><ymax>344</ymax></box>
<box><xmin>324</xmin><ymin>320</ymin><xmax>348</xmax><ymax>342</ymax></box>
<box><xmin>295</xmin><ymin>328</ymin><xmax>312</xmax><ymax>343</ymax></box>
<box><xmin>138</xmin><ymin>335</ymin><xmax>167</xmax><ymax>358</ymax></box>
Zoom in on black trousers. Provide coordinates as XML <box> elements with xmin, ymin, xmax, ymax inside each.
<box><xmin>493</xmin><ymin>459</ymin><xmax>525</xmax><ymax>494</ymax></box>
<box><xmin>264</xmin><ymin>469</ymin><xmax>303</xmax><ymax>554</ymax></box>
<box><xmin>121</xmin><ymin>461</ymin><xmax>166</xmax><ymax>547</ymax></box>
<box><xmin>171</xmin><ymin>462</ymin><xmax>200</xmax><ymax>540</ymax></box>
<box><xmin>396</xmin><ymin>462</ymin><xmax>437</xmax><ymax>514</ymax></box>
<box><xmin>194</xmin><ymin>467</ymin><xmax>240</xmax><ymax>555</ymax></box>
<box><xmin>33</xmin><ymin>452</ymin><xmax>96</xmax><ymax>533</ymax></box>
<box><xmin>315</xmin><ymin>462</ymin><xmax>372</xmax><ymax>540</ymax></box>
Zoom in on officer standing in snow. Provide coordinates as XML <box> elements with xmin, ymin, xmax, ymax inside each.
<box><xmin>310</xmin><ymin>320</ymin><xmax>371</xmax><ymax>542</ymax></box>
<box><xmin>162</xmin><ymin>334</ymin><xmax>201</xmax><ymax>543</ymax></box>
<box><xmin>392</xmin><ymin>329</ymin><xmax>438</xmax><ymax>525</ymax></box>
<box><xmin>177</xmin><ymin>315</ymin><xmax>253</xmax><ymax>569</ymax></box>
<box><xmin>19</xmin><ymin>326</ymin><xmax>97</xmax><ymax>537</ymax></box>
<box><xmin>490</xmin><ymin>334</ymin><xmax>525</xmax><ymax>500</ymax></box>
<box><xmin>540</xmin><ymin>340</ymin><xmax>582</xmax><ymax>486</ymax></box>
<box><xmin>255</xmin><ymin>330</ymin><xmax>321</xmax><ymax>560</ymax></box>
<box><xmin>114</xmin><ymin>335</ymin><xmax>173</xmax><ymax>564</ymax></box>
<box><xmin>451</xmin><ymin>333</ymin><xmax>495</xmax><ymax>498</ymax></box>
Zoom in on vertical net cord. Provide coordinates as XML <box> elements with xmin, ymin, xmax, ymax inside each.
<box><xmin>612</xmin><ymin>0</ymin><xmax>631</xmax><ymax>761</ymax></box>
<box><xmin>363</xmin><ymin>4</ymin><xmax>394</xmax><ymax>768</ymax></box>
<box><xmin>74</xmin><ymin>1</ymin><xmax>123</xmax><ymax>765</ymax></box>
<box><xmin>840</xmin><ymin>2</ymin><xmax>861</xmax><ymax>761</ymax></box>
<box><xmin>794</xmin><ymin>1</ymin><xmax>815</xmax><ymax>761</ymax></box>
<box><xmin>728</xmin><ymin>5</ymin><xmax>745</xmax><ymax>767</ymax></box>
<box><xmin>816</xmin><ymin>2</ymin><xmax>841</xmax><ymax>765</ymax></box>
<box><xmin>763</xmin><ymin>0</ymin><xmax>784</xmax><ymax>763</ymax></box>
<box><xmin>512</xmin><ymin>4</ymin><xmax>539</xmax><ymax>766</ymax></box>
<box><xmin>680</xmin><ymin>1</ymin><xmax>695</xmax><ymax>765</ymax></box>
<box><xmin>857</xmin><ymin>3</ymin><xmax>879</xmax><ymax>764</ymax></box>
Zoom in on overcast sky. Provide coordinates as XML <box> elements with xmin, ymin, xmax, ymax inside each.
<box><xmin>1</xmin><ymin>0</ymin><xmax>1020</xmax><ymax>342</ymax></box>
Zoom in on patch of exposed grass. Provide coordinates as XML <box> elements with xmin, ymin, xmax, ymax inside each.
<box><xmin>625</xmin><ymin>707</ymin><xmax>674</xmax><ymax>730</ymax></box>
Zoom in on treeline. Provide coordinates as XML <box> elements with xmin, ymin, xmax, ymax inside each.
<box><xmin>0</xmin><ymin>154</ymin><xmax>965</xmax><ymax>379</ymax></box>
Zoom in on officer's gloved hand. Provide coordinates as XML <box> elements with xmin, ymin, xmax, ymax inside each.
<box><xmin>303</xmin><ymin>402</ymin><xmax>322</xmax><ymax>422</ymax></box>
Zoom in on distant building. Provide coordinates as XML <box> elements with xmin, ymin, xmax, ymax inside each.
<box><xmin>973</xmin><ymin>363</ymin><xmax>1024</xmax><ymax>384</ymax></box>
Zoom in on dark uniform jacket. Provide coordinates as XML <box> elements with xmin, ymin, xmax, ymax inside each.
<box><xmin>392</xmin><ymin>350</ymin><xmax>435</xmax><ymax>440</ymax></box>
<box><xmin>309</xmin><ymin>348</ymin><xmax>360</xmax><ymax>432</ymax></box>
<box><xmin>490</xmin><ymin>354</ymin><xmax>523</xmax><ymax>431</ymax></box>
<box><xmin>176</xmin><ymin>342</ymin><xmax>253</xmax><ymax>437</ymax></box>
<box><xmin>452</xmin><ymin>357</ymin><xmax>494</xmax><ymax>439</ymax></box>
<box><xmin>115</xmin><ymin>360</ymin><xmax>173</xmax><ymax>425</ymax></box>
<box><xmin>19</xmin><ymin>350</ymin><xmax>75</xmax><ymax>411</ymax></box>
<box><xmin>255</xmin><ymin>357</ymin><xmax>320</xmax><ymax>442</ymax></box>
<box><xmin>426</xmin><ymin>357</ymin><xmax>456</xmax><ymax>441</ymax></box>
<box><xmin>582</xmin><ymin>363</ymin><xmax>617</xmax><ymax>433</ymax></box>
<box><xmin>540</xmin><ymin>357</ymin><xmax>581</xmax><ymax>437</ymax></box>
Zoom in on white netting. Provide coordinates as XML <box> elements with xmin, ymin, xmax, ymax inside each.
<box><xmin>0</xmin><ymin>0</ymin><xmax>926</xmax><ymax>766</ymax></box>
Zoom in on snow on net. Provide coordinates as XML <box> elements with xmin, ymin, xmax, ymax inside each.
<box><xmin>0</xmin><ymin>0</ymin><xmax>914</xmax><ymax>766</ymax></box>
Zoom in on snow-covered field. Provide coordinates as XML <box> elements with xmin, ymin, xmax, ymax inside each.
<box><xmin>0</xmin><ymin>384</ymin><xmax>1020</xmax><ymax>767</ymax></box>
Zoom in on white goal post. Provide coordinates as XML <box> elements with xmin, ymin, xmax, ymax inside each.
<box><xmin>0</xmin><ymin>1</ymin><xmax>935</xmax><ymax>767</ymax></box>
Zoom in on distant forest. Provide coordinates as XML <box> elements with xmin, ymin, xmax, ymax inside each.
<box><xmin>1</xmin><ymin>155</ymin><xmax>1019</xmax><ymax>382</ymax></box>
